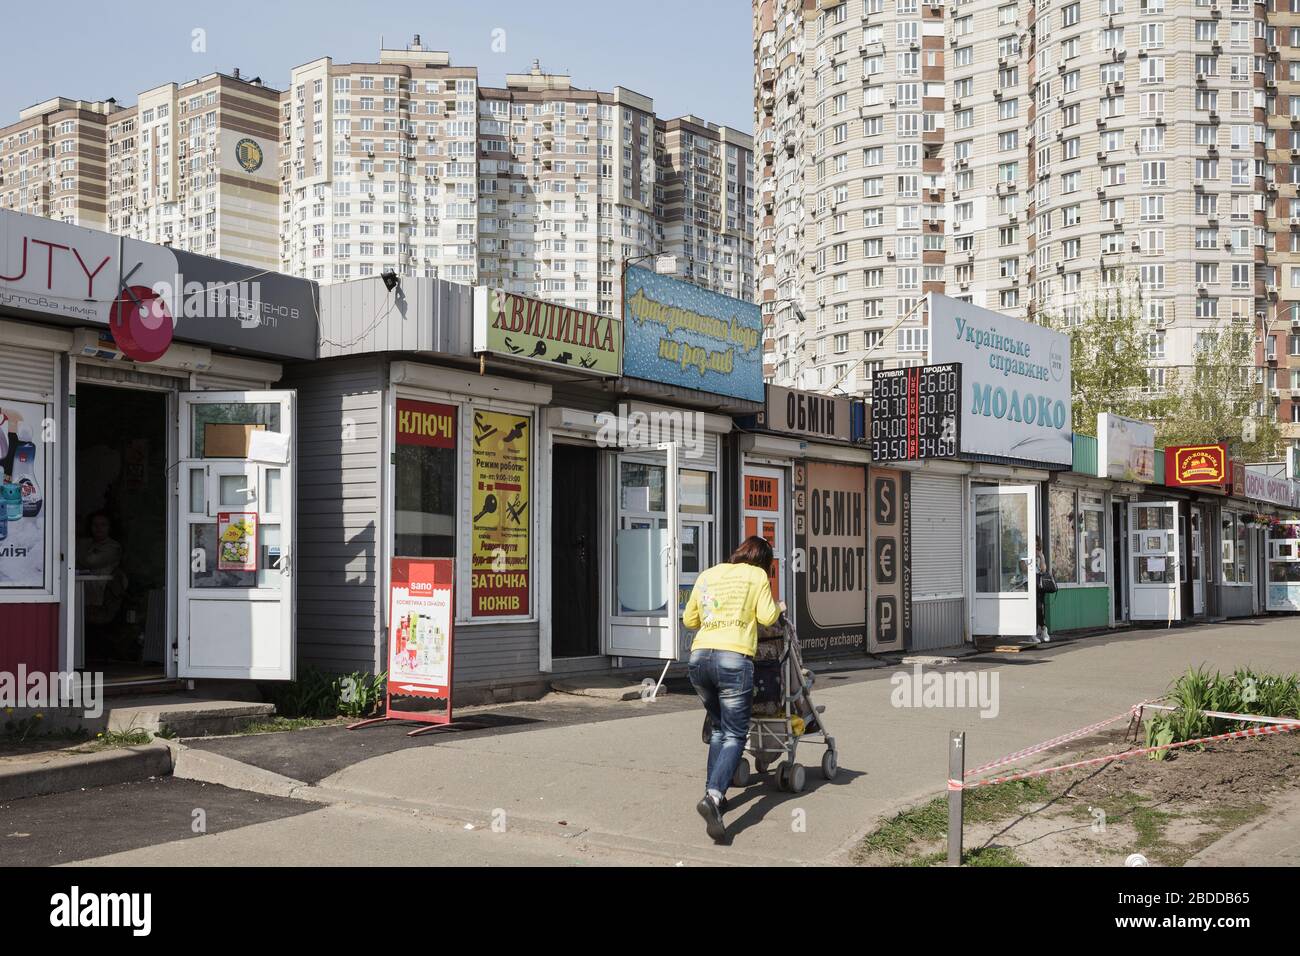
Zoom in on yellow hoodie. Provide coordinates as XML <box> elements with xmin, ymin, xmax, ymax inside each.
<box><xmin>683</xmin><ymin>562</ymin><xmax>780</xmax><ymax>658</ymax></box>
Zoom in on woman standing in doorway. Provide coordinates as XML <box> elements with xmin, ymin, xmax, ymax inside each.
<box><xmin>683</xmin><ymin>535</ymin><xmax>781</xmax><ymax>842</ymax></box>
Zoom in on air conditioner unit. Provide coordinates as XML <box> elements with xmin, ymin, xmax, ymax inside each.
<box><xmin>1196</xmin><ymin>72</ymin><xmax>1208</xmax><ymax>84</ymax></box>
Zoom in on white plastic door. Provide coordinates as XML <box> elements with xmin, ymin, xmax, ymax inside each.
<box><xmin>177</xmin><ymin>391</ymin><xmax>295</xmax><ymax>680</ymax></box>
<box><xmin>1190</xmin><ymin>507</ymin><xmax>1205</xmax><ymax>616</ymax></box>
<box><xmin>608</xmin><ymin>442</ymin><xmax>679</xmax><ymax>660</ymax></box>
<box><xmin>972</xmin><ymin>484</ymin><xmax>1037</xmax><ymax>637</ymax></box>
<box><xmin>1128</xmin><ymin>501</ymin><xmax>1180</xmax><ymax>623</ymax></box>
<box><xmin>742</xmin><ymin>465</ymin><xmax>786</xmax><ymax>604</ymax></box>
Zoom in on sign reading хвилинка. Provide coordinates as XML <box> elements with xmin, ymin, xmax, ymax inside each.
<box><xmin>473</xmin><ymin>287</ymin><xmax>622</xmax><ymax>377</ymax></box>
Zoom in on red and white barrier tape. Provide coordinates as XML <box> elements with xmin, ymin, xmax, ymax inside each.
<box><xmin>1139</xmin><ymin>703</ymin><xmax>1300</xmax><ymax>727</ymax></box>
<box><xmin>964</xmin><ymin>700</ymin><xmax>1158</xmax><ymax>779</ymax></box>
<box><xmin>954</xmin><ymin>721</ymin><xmax>1300</xmax><ymax>791</ymax></box>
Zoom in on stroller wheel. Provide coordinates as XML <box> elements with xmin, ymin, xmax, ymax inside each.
<box><xmin>787</xmin><ymin>762</ymin><xmax>807</xmax><ymax>794</ymax></box>
<box><xmin>775</xmin><ymin>762</ymin><xmax>790</xmax><ymax>791</ymax></box>
<box><xmin>755</xmin><ymin>757</ymin><xmax>772</xmax><ymax>774</ymax></box>
<box><xmin>821</xmin><ymin>748</ymin><xmax>839</xmax><ymax>781</ymax></box>
<box><xmin>732</xmin><ymin>759</ymin><xmax>752</xmax><ymax>788</ymax></box>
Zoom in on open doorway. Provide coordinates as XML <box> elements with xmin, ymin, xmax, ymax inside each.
<box><xmin>551</xmin><ymin>444</ymin><xmax>600</xmax><ymax>658</ymax></box>
<box><xmin>75</xmin><ymin>384</ymin><xmax>170</xmax><ymax>682</ymax></box>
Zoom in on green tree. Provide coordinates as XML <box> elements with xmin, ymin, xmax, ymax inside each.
<box><xmin>1041</xmin><ymin>279</ymin><xmax>1153</xmax><ymax>436</ymax></box>
<box><xmin>1159</xmin><ymin>324</ymin><xmax>1280</xmax><ymax>461</ymax></box>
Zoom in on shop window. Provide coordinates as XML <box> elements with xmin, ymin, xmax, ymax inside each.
<box><xmin>617</xmin><ymin>459</ymin><xmax>668</xmax><ymax>615</ymax></box>
<box><xmin>1221</xmin><ymin>511</ymin><xmax>1250</xmax><ymax>584</ymax></box>
<box><xmin>1049</xmin><ymin>487</ymin><xmax>1078</xmax><ymax>584</ymax></box>
<box><xmin>394</xmin><ymin>399</ymin><xmax>457</xmax><ymax>559</ymax></box>
<box><xmin>467</xmin><ymin>409</ymin><xmax>532</xmax><ymax>618</ymax></box>
<box><xmin>191</xmin><ymin>403</ymin><xmax>281</xmax><ymax>458</ymax></box>
<box><xmin>974</xmin><ymin>493</ymin><xmax>1030</xmax><ymax>593</ymax></box>
<box><xmin>0</xmin><ymin>396</ymin><xmax>53</xmax><ymax>592</ymax></box>
<box><xmin>1049</xmin><ymin>489</ymin><xmax>1108</xmax><ymax>586</ymax></box>
<box><xmin>1269</xmin><ymin>523</ymin><xmax>1300</xmax><ymax>583</ymax></box>
<box><xmin>1080</xmin><ymin>494</ymin><xmax>1106</xmax><ymax>584</ymax></box>
<box><xmin>615</xmin><ymin>458</ymin><xmax>715</xmax><ymax>614</ymax></box>
<box><xmin>1132</xmin><ymin>504</ymin><xmax>1175</xmax><ymax>585</ymax></box>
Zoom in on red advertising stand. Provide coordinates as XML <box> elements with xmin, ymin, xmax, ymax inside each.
<box><xmin>349</xmin><ymin>557</ymin><xmax>477</xmax><ymax>736</ymax></box>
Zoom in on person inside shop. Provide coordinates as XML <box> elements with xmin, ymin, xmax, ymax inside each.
<box><xmin>1033</xmin><ymin>535</ymin><xmax>1051</xmax><ymax>644</ymax></box>
<box><xmin>683</xmin><ymin>535</ymin><xmax>782</xmax><ymax>843</ymax></box>
<box><xmin>76</xmin><ymin>511</ymin><xmax>127</xmax><ymax>639</ymax></box>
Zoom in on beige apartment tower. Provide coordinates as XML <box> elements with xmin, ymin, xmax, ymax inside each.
<box><xmin>0</xmin><ymin>97</ymin><xmax>121</xmax><ymax>231</ymax></box>
<box><xmin>756</xmin><ymin>0</ymin><xmax>1300</xmax><ymax>445</ymax></box>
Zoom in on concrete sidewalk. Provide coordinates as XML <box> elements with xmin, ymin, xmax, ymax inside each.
<box><xmin>64</xmin><ymin>617</ymin><xmax>1300</xmax><ymax>866</ymax></box>
<box><xmin>1187</xmin><ymin>788</ymin><xmax>1300</xmax><ymax>867</ymax></box>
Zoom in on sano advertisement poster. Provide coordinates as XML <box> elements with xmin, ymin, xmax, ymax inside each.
<box><xmin>0</xmin><ymin>398</ymin><xmax>47</xmax><ymax>589</ymax></box>
<box><xmin>470</xmin><ymin>410</ymin><xmax>531</xmax><ymax>616</ymax></box>
<box><xmin>387</xmin><ymin>557</ymin><xmax>455</xmax><ymax>722</ymax></box>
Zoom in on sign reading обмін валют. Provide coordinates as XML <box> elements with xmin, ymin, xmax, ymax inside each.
<box><xmin>473</xmin><ymin>287</ymin><xmax>622</xmax><ymax>377</ymax></box>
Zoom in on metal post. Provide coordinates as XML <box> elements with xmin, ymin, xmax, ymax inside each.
<box><xmin>948</xmin><ymin>730</ymin><xmax>965</xmax><ymax>867</ymax></box>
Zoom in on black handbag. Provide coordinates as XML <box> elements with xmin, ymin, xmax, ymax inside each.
<box><xmin>1037</xmin><ymin>572</ymin><xmax>1058</xmax><ymax>594</ymax></box>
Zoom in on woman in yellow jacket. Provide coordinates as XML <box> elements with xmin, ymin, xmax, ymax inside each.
<box><xmin>683</xmin><ymin>535</ymin><xmax>781</xmax><ymax>842</ymax></box>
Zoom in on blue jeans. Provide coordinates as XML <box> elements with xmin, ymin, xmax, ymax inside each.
<box><xmin>688</xmin><ymin>649</ymin><xmax>754</xmax><ymax>798</ymax></box>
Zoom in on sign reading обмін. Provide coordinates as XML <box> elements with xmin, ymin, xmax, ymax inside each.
<box><xmin>473</xmin><ymin>287</ymin><xmax>621</xmax><ymax>377</ymax></box>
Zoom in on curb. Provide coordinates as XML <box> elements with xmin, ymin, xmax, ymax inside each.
<box><xmin>0</xmin><ymin>741</ymin><xmax>173</xmax><ymax>803</ymax></box>
<box><xmin>170</xmin><ymin>742</ymin><xmax>312</xmax><ymax>799</ymax></box>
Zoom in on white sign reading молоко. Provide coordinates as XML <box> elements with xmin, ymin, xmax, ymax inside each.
<box><xmin>928</xmin><ymin>294</ymin><xmax>1073</xmax><ymax>465</ymax></box>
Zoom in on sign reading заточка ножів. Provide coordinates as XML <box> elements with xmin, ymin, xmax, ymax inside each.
<box><xmin>928</xmin><ymin>293</ymin><xmax>1073</xmax><ymax>465</ymax></box>
<box><xmin>622</xmin><ymin>266</ymin><xmax>763</xmax><ymax>402</ymax></box>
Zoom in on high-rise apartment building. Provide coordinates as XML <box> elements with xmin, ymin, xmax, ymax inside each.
<box><xmin>107</xmin><ymin>71</ymin><xmax>282</xmax><ymax>270</ymax></box>
<box><xmin>280</xmin><ymin>39</ymin><xmax>737</xmax><ymax>320</ymax></box>
<box><xmin>0</xmin><ymin>97</ymin><xmax>120</xmax><ymax>230</ymax></box>
<box><xmin>281</xmin><ymin>42</ymin><xmax>481</xmax><ymax>285</ymax></box>
<box><xmin>655</xmin><ymin>115</ymin><xmax>756</xmax><ymax>299</ymax></box>
<box><xmin>756</xmin><ymin>0</ymin><xmax>1300</xmax><ymax>446</ymax></box>
<box><xmin>3</xmin><ymin>38</ymin><xmax>752</xmax><ymax>325</ymax></box>
<box><xmin>477</xmin><ymin>61</ymin><xmax>658</xmax><ymax>317</ymax></box>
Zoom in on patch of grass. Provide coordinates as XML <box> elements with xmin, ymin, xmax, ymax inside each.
<box><xmin>858</xmin><ymin>778</ymin><xmax>1050</xmax><ymax>862</ymax></box>
<box><xmin>264</xmin><ymin>669</ymin><xmax>386</xmax><ymax>720</ymax></box>
<box><xmin>87</xmin><ymin>728</ymin><xmax>153</xmax><ymax>750</ymax></box>
<box><xmin>234</xmin><ymin>716</ymin><xmax>339</xmax><ymax>735</ymax></box>
<box><xmin>964</xmin><ymin>845</ymin><xmax>1026</xmax><ymax>867</ymax></box>
<box><xmin>907</xmin><ymin>845</ymin><xmax>1026</xmax><ymax>867</ymax></box>
<box><xmin>1145</xmin><ymin>665</ymin><xmax>1300</xmax><ymax>759</ymax></box>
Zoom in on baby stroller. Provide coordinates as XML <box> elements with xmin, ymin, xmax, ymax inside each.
<box><xmin>701</xmin><ymin>615</ymin><xmax>838</xmax><ymax>794</ymax></box>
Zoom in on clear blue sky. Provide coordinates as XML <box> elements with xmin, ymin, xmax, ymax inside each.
<box><xmin>2</xmin><ymin>1</ymin><xmax>753</xmax><ymax>131</ymax></box>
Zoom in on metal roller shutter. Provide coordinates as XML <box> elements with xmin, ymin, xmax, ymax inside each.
<box><xmin>911</xmin><ymin>473</ymin><xmax>964</xmax><ymax>599</ymax></box>
<box><xmin>0</xmin><ymin>345</ymin><xmax>58</xmax><ymax>399</ymax></box>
